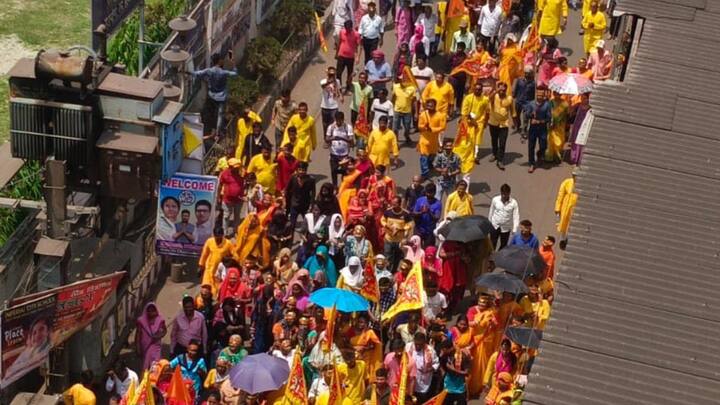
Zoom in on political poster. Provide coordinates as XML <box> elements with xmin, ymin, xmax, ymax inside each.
<box><xmin>156</xmin><ymin>173</ymin><xmax>219</xmax><ymax>257</ymax></box>
<box><xmin>0</xmin><ymin>272</ymin><xmax>125</xmax><ymax>388</ymax></box>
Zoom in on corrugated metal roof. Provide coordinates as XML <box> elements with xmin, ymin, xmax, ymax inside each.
<box><xmin>523</xmin><ymin>0</ymin><xmax>720</xmax><ymax>403</ymax></box>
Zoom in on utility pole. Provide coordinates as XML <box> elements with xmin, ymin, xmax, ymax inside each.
<box><xmin>44</xmin><ymin>159</ymin><xmax>67</xmax><ymax>239</ymax></box>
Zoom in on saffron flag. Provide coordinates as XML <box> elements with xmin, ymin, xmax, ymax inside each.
<box><xmin>323</xmin><ymin>304</ymin><xmax>337</xmax><ymax>352</ymax></box>
<box><xmin>327</xmin><ymin>364</ymin><xmax>345</xmax><ymax>405</ymax></box>
<box><xmin>166</xmin><ymin>367</ymin><xmax>192</xmax><ymax>405</ymax></box>
<box><xmin>284</xmin><ymin>349</ymin><xmax>308</xmax><ymax>405</ymax></box>
<box><xmin>397</xmin><ymin>351</ymin><xmax>409</xmax><ymax>405</ymax></box>
<box><xmin>354</xmin><ymin>100</ymin><xmax>371</xmax><ymax>138</ymax></box>
<box><xmin>401</xmin><ymin>65</ymin><xmax>418</xmax><ymax>89</ymax></box>
<box><xmin>422</xmin><ymin>390</ymin><xmax>448</xmax><ymax>405</ymax></box>
<box><xmin>381</xmin><ymin>261</ymin><xmax>425</xmax><ymax>321</ymax></box>
<box><xmin>141</xmin><ymin>371</ymin><xmax>156</xmax><ymax>405</ymax></box>
<box><xmin>316</xmin><ymin>12</ymin><xmax>328</xmax><ymax>53</ymax></box>
<box><xmin>124</xmin><ymin>378</ymin><xmax>137</xmax><ymax>405</ymax></box>
<box><xmin>361</xmin><ymin>262</ymin><xmax>380</xmax><ymax>303</ymax></box>
<box><xmin>521</xmin><ymin>21</ymin><xmax>541</xmax><ymax>55</ymax></box>
<box><xmin>450</xmin><ymin>58</ymin><xmax>495</xmax><ymax>78</ymax></box>
<box><xmin>454</xmin><ymin>118</ymin><xmax>469</xmax><ymax>147</ymax></box>
<box><xmin>446</xmin><ymin>0</ymin><xmax>466</xmax><ymax>18</ymax></box>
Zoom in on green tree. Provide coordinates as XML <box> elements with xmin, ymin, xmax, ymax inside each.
<box><xmin>270</xmin><ymin>0</ymin><xmax>315</xmax><ymax>41</ymax></box>
<box><xmin>244</xmin><ymin>37</ymin><xmax>283</xmax><ymax>79</ymax></box>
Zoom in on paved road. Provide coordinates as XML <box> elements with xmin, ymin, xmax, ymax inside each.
<box><xmin>143</xmin><ymin>5</ymin><xmax>587</xmax><ymax>401</ymax></box>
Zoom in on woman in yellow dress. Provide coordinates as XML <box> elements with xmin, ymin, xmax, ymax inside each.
<box><xmin>466</xmin><ymin>295</ymin><xmax>500</xmax><ymax>396</ymax></box>
<box><xmin>198</xmin><ymin>228</ymin><xmax>233</xmax><ymax>295</ymax></box>
<box><xmin>497</xmin><ymin>34</ymin><xmax>523</xmax><ymax>90</ymax></box>
<box><xmin>348</xmin><ymin>314</ymin><xmax>383</xmax><ymax>383</ymax></box>
<box><xmin>546</xmin><ymin>91</ymin><xmax>569</xmax><ymax>163</ymax></box>
<box><xmin>554</xmin><ymin>168</ymin><xmax>579</xmax><ymax>246</ymax></box>
<box><xmin>581</xmin><ymin>1</ymin><xmax>607</xmax><ymax>55</ymax></box>
<box><xmin>233</xmin><ymin>213</ymin><xmax>271</xmax><ymax>266</ymax></box>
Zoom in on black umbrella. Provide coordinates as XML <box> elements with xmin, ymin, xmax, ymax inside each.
<box><xmin>493</xmin><ymin>245</ymin><xmax>547</xmax><ymax>279</ymax></box>
<box><xmin>438</xmin><ymin>215</ymin><xmax>494</xmax><ymax>243</ymax></box>
<box><xmin>474</xmin><ymin>271</ymin><xmax>529</xmax><ymax>295</ymax></box>
<box><xmin>505</xmin><ymin>326</ymin><xmax>543</xmax><ymax>349</ymax></box>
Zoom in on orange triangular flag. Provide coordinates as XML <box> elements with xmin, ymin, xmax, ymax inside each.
<box><xmin>323</xmin><ymin>304</ymin><xmax>337</xmax><ymax>352</ymax></box>
<box><xmin>454</xmin><ymin>118</ymin><xmax>469</xmax><ymax>146</ymax></box>
<box><xmin>422</xmin><ymin>390</ymin><xmax>448</xmax><ymax>405</ymax></box>
<box><xmin>361</xmin><ymin>262</ymin><xmax>380</xmax><ymax>303</ymax></box>
<box><xmin>446</xmin><ymin>0</ymin><xmax>466</xmax><ymax>18</ymax></box>
<box><xmin>354</xmin><ymin>100</ymin><xmax>370</xmax><ymax>138</ymax></box>
<box><xmin>381</xmin><ymin>261</ymin><xmax>425</xmax><ymax>321</ymax></box>
<box><xmin>315</xmin><ymin>12</ymin><xmax>328</xmax><ymax>53</ymax></box>
<box><xmin>401</xmin><ymin>65</ymin><xmax>418</xmax><ymax>89</ymax></box>
<box><xmin>166</xmin><ymin>367</ymin><xmax>192</xmax><ymax>405</ymax></box>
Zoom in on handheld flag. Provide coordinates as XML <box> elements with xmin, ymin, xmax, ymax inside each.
<box><xmin>284</xmin><ymin>349</ymin><xmax>308</xmax><ymax>405</ymax></box>
<box><xmin>422</xmin><ymin>390</ymin><xmax>448</xmax><ymax>405</ymax></box>
<box><xmin>124</xmin><ymin>378</ymin><xmax>137</xmax><ymax>405</ymax></box>
<box><xmin>381</xmin><ymin>261</ymin><xmax>425</xmax><ymax>321</ymax></box>
<box><xmin>166</xmin><ymin>367</ymin><xmax>192</xmax><ymax>405</ymax></box>
<box><xmin>401</xmin><ymin>65</ymin><xmax>418</xmax><ymax>89</ymax></box>
<box><xmin>450</xmin><ymin>58</ymin><xmax>495</xmax><ymax>78</ymax></box>
<box><xmin>521</xmin><ymin>21</ymin><xmax>541</xmax><ymax>56</ymax></box>
<box><xmin>361</xmin><ymin>262</ymin><xmax>380</xmax><ymax>303</ymax></box>
<box><xmin>327</xmin><ymin>365</ymin><xmax>345</xmax><ymax>405</ymax></box>
<box><xmin>397</xmin><ymin>351</ymin><xmax>409</xmax><ymax>405</ymax></box>
<box><xmin>141</xmin><ymin>371</ymin><xmax>156</xmax><ymax>405</ymax></box>
<box><xmin>315</xmin><ymin>12</ymin><xmax>328</xmax><ymax>53</ymax></box>
<box><xmin>446</xmin><ymin>0</ymin><xmax>466</xmax><ymax>18</ymax></box>
<box><xmin>323</xmin><ymin>304</ymin><xmax>337</xmax><ymax>352</ymax></box>
<box><xmin>454</xmin><ymin>118</ymin><xmax>469</xmax><ymax>147</ymax></box>
<box><xmin>354</xmin><ymin>100</ymin><xmax>371</xmax><ymax>139</ymax></box>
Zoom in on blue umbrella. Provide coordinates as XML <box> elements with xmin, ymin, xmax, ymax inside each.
<box><xmin>229</xmin><ymin>353</ymin><xmax>290</xmax><ymax>394</ymax></box>
<box><xmin>309</xmin><ymin>287</ymin><xmax>369</xmax><ymax>312</ymax></box>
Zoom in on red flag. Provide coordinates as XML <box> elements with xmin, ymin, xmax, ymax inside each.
<box><xmin>283</xmin><ymin>349</ymin><xmax>308</xmax><ymax>405</ymax></box>
<box><xmin>354</xmin><ymin>100</ymin><xmax>370</xmax><ymax>138</ymax></box>
<box><xmin>454</xmin><ymin>118</ymin><xmax>469</xmax><ymax>146</ymax></box>
<box><xmin>361</xmin><ymin>262</ymin><xmax>380</xmax><ymax>303</ymax></box>
<box><xmin>450</xmin><ymin>58</ymin><xmax>495</xmax><ymax>78</ymax></box>
<box><xmin>389</xmin><ymin>352</ymin><xmax>409</xmax><ymax>405</ymax></box>
<box><xmin>446</xmin><ymin>0</ymin><xmax>466</xmax><ymax>18</ymax></box>
<box><xmin>323</xmin><ymin>304</ymin><xmax>337</xmax><ymax>352</ymax></box>
<box><xmin>166</xmin><ymin>367</ymin><xmax>192</xmax><ymax>405</ymax></box>
<box><xmin>421</xmin><ymin>390</ymin><xmax>448</xmax><ymax>405</ymax></box>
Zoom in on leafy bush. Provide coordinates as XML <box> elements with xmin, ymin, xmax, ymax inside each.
<box><xmin>107</xmin><ymin>0</ymin><xmax>187</xmax><ymax>76</ymax></box>
<box><xmin>270</xmin><ymin>0</ymin><xmax>315</xmax><ymax>40</ymax></box>
<box><xmin>227</xmin><ymin>76</ymin><xmax>260</xmax><ymax>116</ymax></box>
<box><xmin>0</xmin><ymin>162</ymin><xmax>43</xmax><ymax>245</ymax></box>
<box><xmin>244</xmin><ymin>36</ymin><xmax>283</xmax><ymax>79</ymax></box>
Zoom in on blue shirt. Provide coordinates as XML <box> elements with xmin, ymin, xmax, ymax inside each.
<box><xmin>509</xmin><ymin>233</ymin><xmax>539</xmax><ymax>249</ymax></box>
<box><xmin>513</xmin><ymin>77</ymin><xmax>536</xmax><ymax>105</ymax></box>
<box><xmin>413</xmin><ymin>196</ymin><xmax>442</xmax><ymax>236</ymax></box>
<box><xmin>365</xmin><ymin>61</ymin><xmax>392</xmax><ymax>91</ymax></box>
<box><xmin>524</xmin><ymin>100</ymin><xmax>552</xmax><ymax>127</ymax></box>
<box><xmin>442</xmin><ymin>353</ymin><xmax>470</xmax><ymax>394</ymax></box>
<box><xmin>192</xmin><ymin>66</ymin><xmax>238</xmax><ymax>102</ymax></box>
<box><xmin>170</xmin><ymin>354</ymin><xmax>207</xmax><ymax>395</ymax></box>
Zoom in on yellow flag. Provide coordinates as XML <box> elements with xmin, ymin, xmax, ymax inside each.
<box><xmin>397</xmin><ymin>351</ymin><xmax>409</xmax><ymax>405</ymax></box>
<box><xmin>283</xmin><ymin>349</ymin><xmax>308</xmax><ymax>405</ymax></box>
<box><xmin>315</xmin><ymin>12</ymin><xmax>328</xmax><ymax>53</ymax></box>
<box><xmin>125</xmin><ymin>378</ymin><xmax>137</xmax><ymax>405</ymax></box>
<box><xmin>421</xmin><ymin>390</ymin><xmax>448</xmax><ymax>405</ymax></box>
<box><xmin>381</xmin><ymin>261</ymin><xmax>425</xmax><ymax>321</ymax></box>
<box><xmin>323</xmin><ymin>304</ymin><xmax>337</xmax><ymax>352</ymax></box>
<box><xmin>142</xmin><ymin>371</ymin><xmax>156</xmax><ymax>405</ymax></box>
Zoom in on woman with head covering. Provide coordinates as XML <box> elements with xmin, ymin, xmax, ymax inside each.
<box><xmin>233</xmin><ymin>213</ymin><xmax>271</xmax><ymax>267</ymax></box>
<box><xmin>251</xmin><ymin>284</ymin><xmax>277</xmax><ymax>353</ymax></box>
<box><xmin>213</xmin><ymin>297</ymin><xmax>246</xmax><ymax>347</ymax></box>
<box><xmin>217</xmin><ymin>268</ymin><xmax>251</xmax><ymax>303</ymax></box>
<box><xmin>410</xmin><ymin>23</ymin><xmax>430</xmax><ymax>61</ymax></box>
<box><xmin>337</xmin><ymin>256</ymin><xmax>365</xmax><ymax>292</ymax></box>
<box><xmin>136</xmin><ymin>302</ymin><xmax>167</xmax><ymax>370</ymax></box>
<box><xmin>484</xmin><ymin>339</ymin><xmax>518</xmax><ymax>393</ymax></box>
<box><xmin>546</xmin><ymin>90</ymin><xmax>570</xmax><ymax>163</ymax></box>
<box><xmin>267</xmin><ymin>210</ymin><xmax>292</xmax><ymax>256</ymax></box>
<box><xmin>392</xmin><ymin>43</ymin><xmax>413</xmax><ymax>77</ymax></box>
<box><xmin>347</xmin><ymin>189</ymin><xmax>370</xmax><ymax>225</ymax></box>
<box><xmin>422</xmin><ymin>245</ymin><xmax>442</xmax><ymax>284</ymax></box>
<box><xmin>274</xmin><ymin>247</ymin><xmax>299</xmax><ymax>286</ymax></box>
<box><xmin>567</xmin><ymin>93</ymin><xmax>591</xmax><ymax>165</ymax></box>
<box><xmin>284</xmin><ymin>280</ymin><xmax>310</xmax><ymax>312</ymax></box>
<box><xmin>396</xmin><ymin>1</ymin><xmax>414</xmax><ymax>45</ymax></box>
<box><xmin>316</xmin><ymin>182</ymin><xmax>341</xmax><ymax>216</ymax></box>
<box><xmin>303</xmin><ymin>203</ymin><xmax>328</xmax><ymax>241</ymax></box>
<box><xmin>403</xmin><ymin>235</ymin><xmax>425</xmax><ymax>263</ymax></box>
<box><xmin>344</xmin><ymin>225</ymin><xmax>373</xmax><ymax>267</ymax></box>
<box><xmin>303</xmin><ymin>245</ymin><xmax>338</xmax><ymax>287</ymax></box>
<box><xmin>327</xmin><ymin>213</ymin><xmax>347</xmax><ymax>269</ymax></box>
<box><xmin>286</xmin><ymin>268</ymin><xmax>312</xmax><ymax>294</ymax></box>
<box><xmin>537</xmin><ymin>37</ymin><xmax>563</xmax><ymax>87</ymax></box>
<box><xmin>439</xmin><ymin>238</ymin><xmax>469</xmax><ymax>310</ymax></box>
<box><xmin>497</xmin><ymin>33</ymin><xmax>523</xmax><ymax>89</ymax></box>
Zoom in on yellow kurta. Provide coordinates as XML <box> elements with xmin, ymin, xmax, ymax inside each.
<box><xmin>247</xmin><ymin>154</ymin><xmax>277</xmax><ymax>195</ymax></box>
<box><xmin>547</xmin><ymin>98</ymin><xmax>569</xmax><ymax>162</ymax></box>
<box><xmin>497</xmin><ymin>44</ymin><xmax>523</xmax><ymax>89</ymax></box>
<box><xmin>422</xmin><ymin>81</ymin><xmax>456</xmax><ymax>115</ymax></box>
<box><xmin>555</xmin><ymin>177</ymin><xmax>577</xmax><ymax>235</ymax></box>
<box><xmin>235</xmin><ymin>111</ymin><xmax>262</xmax><ymax>160</ymax></box>
<box><xmin>453</xmin><ymin>93</ymin><xmax>490</xmax><ymax>170</ymax></box>
<box><xmin>438</xmin><ymin>2</ymin><xmax>469</xmax><ymax>54</ymax></box>
<box><xmin>367</xmin><ymin>128</ymin><xmax>399</xmax><ymax>167</ymax></box>
<box><xmin>532</xmin><ymin>299</ymin><xmax>552</xmax><ymax>330</ymax></box>
<box><xmin>444</xmin><ymin>191</ymin><xmax>474</xmax><ymax>217</ymax></box>
<box><xmin>282</xmin><ymin>114</ymin><xmax>317</xmax><ymax>162</ymax></box>
<box><xmin>582</xmin><ymin>11</ymin><xmax>607</xmax><ymax>54</ymax></box>
<box><xmin>198</xmin><ymin>238</ymin><xmax>233</xmax><ymax>295</ymax></box>
<box><xmin>453</xmin><ymin>119</ymin><xmax>477</xmax><ymax>175</ymax></box>
<box><xmin>469</xmin><ymin>309</ymin><xmax>499</xmax><ymax>396</ymax></box>
<box><xmin>538</xmin><ymin>0</ymin><xmax>568</xmax><ymax>37</ymax></box>
<box><xmin>417</xmin><ymin>111</ymin><xmax>447</xmax><ymax>155</ymax></box>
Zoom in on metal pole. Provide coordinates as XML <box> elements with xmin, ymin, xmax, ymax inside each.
<box><xmin>45</xmin><ymin>159</ymin><xmax>67</xmax><ymax>239</ymax></box>
<box><xmin>139</xmin><ymin>0</ymin><xmax>146</xmax><ymax>74</ymax></box>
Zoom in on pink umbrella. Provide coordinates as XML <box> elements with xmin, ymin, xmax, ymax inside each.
<box><xmin>548</xmin><ymin>73</ymin><xmax>593</xmax><ymax>95</ymax></box>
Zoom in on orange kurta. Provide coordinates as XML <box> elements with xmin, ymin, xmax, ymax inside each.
<box><xmin>417</xmin><ymin>111</ymin><xmax>448</xmax><ymax>155</ymax></box>
<box><xmin>350</xmin><ymin>329</ymin><xmax>383</xmax><ymax>382</ymax></box>
<box><xmin>233</xmin><ymin>213</ymin><xmax>271</xmax><ymax>266</ymax></box>
<box><xmin>468</xmin><ymin>309</ymin><xmax>500</xmax><ymax>396</ymax></box>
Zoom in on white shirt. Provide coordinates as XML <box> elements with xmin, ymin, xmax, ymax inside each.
<box><xmin>359</xmin><ymin>14</ymin><xmax>384</xmax><ymax>39</ymax></box>
<box><xmin>308</xmin><ymin>376</ymin><xmax>331</xmax><ymax>399</ymax></box>
<box><xmin>333</xmin><ymin>0</ymin><xmax>354</xmax><ymax>26</ymax></box>
<box><xmin>320</xmin><ymin>78</ymin><xmax>342</xmax><ymax>110</ymax></box>
<box><xmin>422</xmin><ymin>291</ymin><xmax>448</xmax><ymax>321</ymax></box>
<box><xmin>105</xmin><ymin>368</ymin><xmax>139</xmax><ymax>397</ymax></box>
<box><xmin>411</xmin><ymin>66</ymin><xmax>434</xmax><ymax>95</ymax></box>
<box><xmin>478</xmin><ymin>4</ymin><xmax>504</xmax><ymax>37</ymax></box>
<box><xmin>488</xmin><ymin>195</ymin><xmax>520</xmax><ymax>233</ymax></box>
<box><xmin>405</xmin><ymin>343</ymin><xmax>439</xmax><ymax>394</ymax></box>
<box><xmin>416</xmin><ymin>13</ymin><xmax>438</xmax><ymax>41</ymax></box>
<box><xmin>272</xmin><ymin>349</ymin><xmax>295</xmax><ymax>368</ymax></box>
<box><xmin>452</xmin><ymin>31</ymin><xmax>476</xmax><ymax>52</ymax></box>
<box><xmin>371</xmin><ymin>99</ymin><xmax>394</xmax><ymax>129</ymax></box>
<box><xmin>326</xmin><ymin>122</ymin><xmax>353</xmax><ymax>156</ymax></box>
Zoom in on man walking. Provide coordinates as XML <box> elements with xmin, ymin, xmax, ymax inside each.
<box><xmin>488</xmin><ymin>82</ymin><xmax>516</xmax><ymax>169</ymax></box>
<box><xmin>284</xmin><ymin>162</ymin><xmax>316</xmax><ymax>236</ymax></box>
<box><xmin>359</xmin><ymin>2</ymin><xmax>385</xmax><ymax>64</ymax></box>
<box><xmin>488</xmin><ymin>183</ymin><xmax>520</xmax><ymax>250</ymax></box>
<box><xmin>325</xmin><ymin>111</ymin><xmax>354</xmax><ymax>186</ymax></box>
<box><xmin>320</xmin><ymin>67</ymin><xmax>344</xmax><ymax>137</ymax></box>
<box><xmin>336</xmin><ymin>20</ymin><xmax>361</xmax><ymax>92</ymax></box>
<box><xmin>525</xmin><ymin>88</ymin><xmax>552</xmax><ymax>173</ymax></box>
<box><xmin>477</xmin><ymin>0</ymin><xmax>504</xmax><ymax>55</ymax></box>
<box><xmin>271</xmin><ymin>88</ymin><xmax>296</xmax><ymax>151</ymax></box>
<box><xmin>512</xmin><ymin>66</ymin><xmax>536</xmax><ymax>138</ymax></box>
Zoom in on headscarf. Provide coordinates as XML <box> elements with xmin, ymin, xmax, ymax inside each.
<box><xmin>137</xmin><ymin>302</ymin><xmax>165</xmax><ymax>339</ymax></box>
<box><xmin>339</xmin><ymin>256</ymin><xmax>365</xmax><ymax>290</ymax></box>
<box><xmin>218</xmin><ymin>268</ymin><xmax>245</xmax><ymax>302</ymax></box>
<box><xmin>347</xmin><ymin>190</ymin><xmax>369</xmax><ymax>223</ymax></box>
<box><xmin>286</xmin><ymin>268</ymin><xmax>312</xmax><ymax>292</ymax></box>
<box><xmin>284</xmin><ymin>280</ymin><xmax>310</xmax><ymax>311</ymax></box>
<box><xmin>234</xmin><ymin>213</ymin><xmax>270</xmax><ymax>265</ymax></box>
<box><xmin>274</xmin><ymin>248</ymin><xmax>298</xmax><ymax>284</ymax></box>
<box><xmin>328</xmin><ymin>213</ymin><xmax>346</xmax><ymax>242</ymax></box>
<box><xmin>496</xmin><ymin>342</ymin><xmax>517</xmax><ymax>375</ymax></box>
<box><xmin>303</xmin><ymin>245</ymin><xmax>338</xmax><ymax>287</ymax></box>
<box><xmin>422</xmin><ymin>246</ymin><xmax>441</xmax><ymax>272</ymax></box>
<box><xmin>410</xmin><ymin>24</ymin><xmax>425</xmax><ymax>56</ymax></box>
<box><xmin>404</xmin><ymin>235</ymin><xmax>425</xmax><ymax>263</ymax></box>
<box><xmin>214</xmin><ymin>297</ymin><xmax>244</xmax><ymax>327</ymax></box>
<box><xmin>317</xmin><ymin>183</ymin><xmax>341</xmax><ymax>215</ymax></box>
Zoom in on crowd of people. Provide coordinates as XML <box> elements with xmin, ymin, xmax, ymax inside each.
<box><xmin>60</xmin><ymin>0</ymin><xmax>606</xmax><ymax>404</ymax></box>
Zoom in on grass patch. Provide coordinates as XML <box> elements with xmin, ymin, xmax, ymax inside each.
<box><xmin>0</xmin><ymin>0</ymin><xmax>90</xmax><ymax>48</ymax></box>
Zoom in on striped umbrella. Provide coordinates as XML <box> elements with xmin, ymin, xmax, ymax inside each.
<box><xmin>548</xmin><ymin>73</ymin><xmax>594</xmax><ymax>95</ymax></box>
